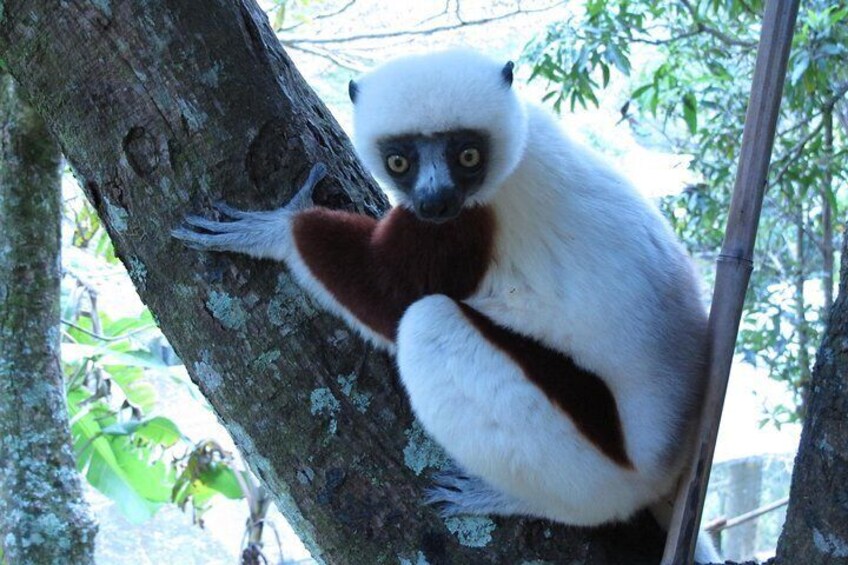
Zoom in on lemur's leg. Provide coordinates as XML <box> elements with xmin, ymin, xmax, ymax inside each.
<box><xmin>396</xmin><ymin>295</ymin><xmax>638</xmax><ymax>526</ymax></box>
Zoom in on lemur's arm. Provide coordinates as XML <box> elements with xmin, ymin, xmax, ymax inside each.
<box><xmin>172</xmin><ymin>164</ymin><xmax>394</xmax><ymax>347</ymax></box>
<box><xmin>172</xmin><ymin>164</ymin><xmax>493</xmax><ymax>347</ymax></box>
<box><xmin>172</xmin><ymin>164</ymin><xmax>328</xmax><ymax>262</ymax></box>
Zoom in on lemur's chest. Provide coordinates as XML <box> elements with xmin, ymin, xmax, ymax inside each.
<box><xmin>371</xmin><ymin>205</ymin><xmax>496</xmax><ymax>298</ymax></box>
<box><xmin>292</xmin><ymin>204</ymin><xmax>496</xmax><ymax>341</ymax></box>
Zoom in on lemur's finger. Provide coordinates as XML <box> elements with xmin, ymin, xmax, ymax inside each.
<box><xmin>183</xmin><ymin>215</ymin><xmax>238</xmax><ymax>233</ymax></box>
<box><xmin>287</xmin><ymin>162</ymin><xmax>328</xmax><ymax>212</ymax></box>
<box><xmin>171</xmin><ymin>227</ymin><xmax>247</xmax><ymax>253</ymax></box>
<box><xmin>171</xmin><ymin>227</ymin><xmax>215</xmax><ymax>249</ymax></box>
<box><xmin>305</xmin><ymin>162</ymin><xmax>328</xmax><ymax>189</ymax></box>
<box><xmin>212</xmin><ymin>201</ymin><xmax>251</xmax><ymax>219</ymax></box>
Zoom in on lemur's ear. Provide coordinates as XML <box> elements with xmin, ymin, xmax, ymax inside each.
<box><xmin>501</xmin><ymin>61</ymin><xmax>515</xmax><ymax>88</ymax></box>
<box><xmin>349</xmin><ymin>80</ymin><xmax>359</xmax><ymax>103</ymax></box>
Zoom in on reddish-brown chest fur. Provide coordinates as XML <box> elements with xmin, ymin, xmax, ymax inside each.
<box><xmin>293</xmin><ymin>205</ymin><xmax>495</xmax><ymax>341</ymax></box>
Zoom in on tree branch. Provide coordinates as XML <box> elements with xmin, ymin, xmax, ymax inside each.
<box><xmin>60</xmin><ymin>318</ymin><xmax>156</xmax><ymax>343</ymax></box>
<box><xmin>282</xmin><ymin>3</ymin><xmax>558</xmax><ymax>46</ymax></box>
<box><xmin>278</xmin><ymin>0</ymin><xmax>358</xmax><ymax>33</ymax></box>
<box><xmin>769</xmin><ymin>119</ymin><xmax>825</xmax><ymax>188</ymax></box>
<box><xmin>679</xmin><ymin>0</ymin><xmax>758</xmax><ymax>48</ymax></box>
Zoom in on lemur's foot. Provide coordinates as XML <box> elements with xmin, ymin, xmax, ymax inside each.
<box><xmin>425</xmin><ymin>466</ymin><xmax>531</xmax><ymax>518</ymax></box>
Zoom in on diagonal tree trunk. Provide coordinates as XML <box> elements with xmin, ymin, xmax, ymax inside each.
<box><xmin>0</xmin><ymin>73</ymin><xmax>97</xmax><ymax>564</ymax></box>
<box><xmin>2</xmin><ymin>2</ymin><xmax>669</xmax><ymax>562</ymax></box>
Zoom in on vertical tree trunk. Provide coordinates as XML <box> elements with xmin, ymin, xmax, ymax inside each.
<box><xmin>0</xmin><ymin>75</ymin><xmax>97</xmax><ymax>564</ymax></box>
<box><xmin>776</xmin><ymin>225</ymin><xmax>848</xmax><ymax>564</ymax></box>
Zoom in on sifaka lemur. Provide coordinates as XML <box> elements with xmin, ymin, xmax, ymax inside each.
<box><xmin>173</xmin><ymin>49</ymin><xmax>718</xmax><ymax>563</ymax></box>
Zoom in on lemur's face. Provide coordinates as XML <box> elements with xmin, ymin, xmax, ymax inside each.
<box><xmin>349</xmin><ymin>50</ymin><xmax>528</xmax><ymax>222</ymax></box>
<box><xmin>376</xmin><ymin>129</ymin><xmax>490</xmax><ymax>222</ymax></box>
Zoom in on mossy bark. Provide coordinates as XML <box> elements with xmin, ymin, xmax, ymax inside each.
<box><xmin>0</xmin><ymin>75</ymin><xmax>97</xmax><ymax>564</ymax></box>
<box><xmin>0</xmin><ymin>2</ymin><xmax>666</xmax><ymax>563</ymax></box>
<box><xmin>776</xmin><ymin>228</ymin><xmax>848</xmax><ymax>564</ymax></box>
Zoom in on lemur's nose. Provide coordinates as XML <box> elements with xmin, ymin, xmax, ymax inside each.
<box><xmin>416</xmin><ymin>190</ymin><xmax>462</xmax><ymax>222</ymax></box>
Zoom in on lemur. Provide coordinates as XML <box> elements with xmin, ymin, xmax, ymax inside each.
<box><xmin>173</xmin><ymin>49</ymin><xmax>718</xmax><ymax>563</ymax></box>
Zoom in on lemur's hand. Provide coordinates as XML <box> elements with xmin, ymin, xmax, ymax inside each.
<box><xmin>171</xmin><ymin>162</ymin><xmax>326</xmax><ymax>259</ymax></box>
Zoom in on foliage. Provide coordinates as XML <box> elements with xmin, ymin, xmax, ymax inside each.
<box><xmin>527</xmin><ymin>0</ymin><xmax>848</xmax><ymax>424</ymax></box>
<box><xmin>61</xmin><ymin>190</ymin><xmax>245</xmax><ymax>524</ymax></box>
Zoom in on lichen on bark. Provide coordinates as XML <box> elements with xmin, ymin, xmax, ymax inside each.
<box><xmin>0</xmin><ymin>74</ymin><xmax>97</xmax><ymax>564</ymax></box>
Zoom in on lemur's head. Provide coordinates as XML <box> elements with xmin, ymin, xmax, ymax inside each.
<box><xmin>350</xmin><ymin>49</ymin><xmax>528</xmax><ymax>222</ymax></box>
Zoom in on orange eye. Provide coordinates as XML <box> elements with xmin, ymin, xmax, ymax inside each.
<box><xmin>386</xmin><ymin>154</ymin><xmax>409</xmax><ymax>174</ymax></box>
<box><xmin>459</xmin><ymin>147</ymin><xmax>481</xmax><ymax>168</ymax></box>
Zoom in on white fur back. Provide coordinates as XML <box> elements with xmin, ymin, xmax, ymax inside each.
<box><xmin>473</xmin><ymin>103</ymin><xmax>708</xmax><ymax>477</ymax></box>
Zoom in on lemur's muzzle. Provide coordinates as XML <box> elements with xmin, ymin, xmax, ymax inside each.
<box><xmin>414</xmin><ymin>187</ymin><xmax>463</xmax><ymax>222</ymax></box>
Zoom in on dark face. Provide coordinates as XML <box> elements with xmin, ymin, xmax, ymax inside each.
<box><xmin>377</xmin><ymin>129</ymin><xmax>489</xmax><ymax>222</ymax></box>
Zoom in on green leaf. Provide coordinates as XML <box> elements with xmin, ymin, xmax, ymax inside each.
<box><xmin>273</xmin><ymin>4</ymin><xmax>287</xmax><ymax>30</ymax></box>
<box><xmin>68</xmin><ymin>391</ymin><xmax>165</xmax><ymax>522</ymax></box>
<box><xmin>198</xmin><ymin>465</ymin><xmax>244</xmax><ymax>500</ymax></box>
<box><xmin>682</xmin><ymin>92</ymin><xmax>698</xmax><ymax>134</ymax></box>
<box><xmin>631</xmin><ymin>83</ymin><xmax>652</xmax><ymax>98</ymax></box>
<box><xmin>111</xmin><ymin>438</ymin><xmax>174</xmax><ymax>503</ymax></box>
<box><xmin>823</xmin><ymin>183</ymin><xmax>839</xmax><ymax>216</ymax></box>
<box><xmin>135</xmin><ymin>416</ymin><xmax>183</xmax><ymax>447</ymax></box>
<box><xmin>828</xmin><ymin>5</ymin><xmax>848</xmax><ymax>24</ymax></box>
<box><xmin>99</xmin><ymin>416</ymin><xmax>181</xmax><ymax>447</ymax></box>
<box><xmin>106</xmin><ymin>365</ymin><xmax>157</xmax><ymax>413</ymax></box>
<box><xmin>102</xmin><ymin>311</ymin><xmax>155</xmax><ymax>337</ymax></box>
<box><xmin>790</xmin><ymin>51</ymin><xmax>810</xmax><ymax>85</ymax></box>
<box><xmin>100</xmin><ymin>420</ymin><xmax>146</xmax><ymax>437</ymax></box>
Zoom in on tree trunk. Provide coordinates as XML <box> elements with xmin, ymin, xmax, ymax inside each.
<box><xmin>0</xmin><ymin>1</ymin><xmax>666</xmax><ymax>563</ymax></box>
<box><xmin>776</xmin><ymin>226</ymin><xmax>848</xmax><ymax>563</ymax></box>
<box><xmin>0</xmin><ymin>74</ymin><xmax>97</xmax><ymax>564</ymax></box>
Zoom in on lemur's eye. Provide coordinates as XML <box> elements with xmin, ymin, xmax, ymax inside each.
<box><xmin>458</xmin><ymin>147</ymin><xmax>481</xmax><ymax>168</ymax></box>
<box><xmin>386</xmin><ymin>154</ymin><xmax>410</xmax><ymax>174</ymax></box>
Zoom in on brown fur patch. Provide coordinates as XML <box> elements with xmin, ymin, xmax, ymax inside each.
<box><xmin>292</xmin><ymin>206</ymin><xmax>495</xmax><ymax>340</ymax></box>
<box><xmin>457</xmin><ymin>303</ymin><xmax>633</xmax><ymax>469</ymax></box>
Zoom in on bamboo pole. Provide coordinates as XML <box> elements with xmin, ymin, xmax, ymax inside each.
<box><xmin>661</xmin><ymin>1</ymin><xmax>800</xmax><ymax>563</ymax></box>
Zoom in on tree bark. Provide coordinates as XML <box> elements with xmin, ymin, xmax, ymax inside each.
<box><xmin>776</xmin><ymin>226</ymin><xmax>848</xmax><ymax>564</ymax></box>
<box><xmin>0</xmin><ymin>74</ymin><xmax>97</xmax><ymax>564</ymax></box>
<box><xmin>0</xmin><ymin>1</ymin><xmax>667</xmax><ymax>563</ymax></box>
